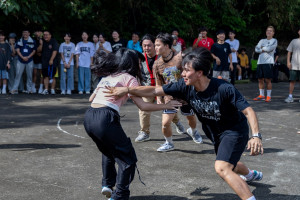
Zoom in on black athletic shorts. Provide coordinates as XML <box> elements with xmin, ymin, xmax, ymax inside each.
<box><xmin>257</xmin><ymin>64</ymin><xmax>273</xmax><ymax>79</ymax></box>
<box><xmin>42</xmin><ymin>65</ymin><xmax>57</xmax><ymax>78</ymax></box>
<box><xmin>215</xmin><ymin>130</ymin><xmax>249</xmax><ymax>168</ymax></box>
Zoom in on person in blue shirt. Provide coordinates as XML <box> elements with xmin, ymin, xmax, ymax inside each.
<box><xmin>106</xmin><ymin>48</ymin><xmax>264</xmax><ymax>200</ymax></box>
<box><xmin>11</xmin><ymin>29</ymin><xmax>36</xmax><ymax>94</ymax></box>
<box><xmin>126</xmin><ymin>32</ymin><xmax>142</xmax><ymax>53</ymax></box>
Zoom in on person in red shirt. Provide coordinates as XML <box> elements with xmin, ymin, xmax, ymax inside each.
<box><xmin>172</xmin><ymin>28</ymin><xmax>186</xmax><ymax>51</ymax></box>
<box><xmin>192</xmin><ymin>27</ymin><xmax>214</xmax><ymax>51</ymax></box>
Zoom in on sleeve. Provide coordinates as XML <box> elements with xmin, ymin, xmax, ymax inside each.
<box><xmin>72</xmin><ymin>43</ymin><xmax>75</xmax><ymax>54</ymax></box>
<box><xmin>210</xmin><ymin>44</ymin><xmax>216</xmax><ymax>54</ymax></box>
<box><xmin>106</xmin><ymin>42</ymin><xmax>112</xmax><ymax>52</ymax></box>
<box><xmin>75</xmin><ymin>43</ymin><xmax>80</xmax><ymax>55</ymax></box>
<box><xmin>286</xmin><ymin>40</ymin><xmax>293</xmax><ymax>52</ymax></box>
<box><xmin>59</xmin><ymin>43</ymin><xmax>63</xmax><ymax>53</ymax></box>
<box><xmin>162</xmin><ymin>78</ymin><xmax>187</xmax><ymax>100</ymax></box>
<box><xmin>234</xmin><ymin>40</ymin><xmax>239</xmax><ymax>51</ymax></box>
<box><xmin>223</xmin><ymin>83</ymin><xmax>250</xmax><ymax>111</ymax></box>
<box><xmin>255</xmin><ymin>40</ymin><xmax>263</xmax><ymax>53</ymax></box>
<box><xmin>53</xmin><ymin>40</ymin><xmax>59</xmax><ymax>51</ymax></box>
<box><xmin>262</xmin><ymin>39</ymin><xmax>277</xmax><ymax>52</ymax></box>
<box><xmin>126</xmin><ymin>41</ymin><xmax>131</xmax><ymax>49</ymax></box>
<box><xmin>227</xmin><ymin>44</ymin><xmax>232</xmax><ymax>54</ymax></box>
<box><xmin>91</xmin><ymin>43</ymin><xmax>95</xmax><ymax>57</ymax></box>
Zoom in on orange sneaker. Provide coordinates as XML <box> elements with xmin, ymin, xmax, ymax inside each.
<box><xmin>253</xmin><ymin>95</ymin><xmax>265</xmax><ymax>101</ymax></box>
<box><xmin>265</xmin><ymin>96</ymin><xmax>271</xmax><ymax>102</ymax></box>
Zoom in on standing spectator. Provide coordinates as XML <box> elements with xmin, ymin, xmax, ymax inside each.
<box><xmin>127</xmin><ymin>32</ymin><xmax>142</xmax><ymax>53</ymax></box>
<box><xmin>110</xmin><ymin>30</ymin><xmax>127</xmax><ymax>53</ymax></box>
<box><xmin>0</xmin><ymin>30</ymin><xmax>11</xmax><ymax>94</ymax></box>
<box><xmin>172</xmin><ymin>35</ymin><xmax>182</xmax><ymax>53</ymax></box>
<box><xmin>75</xmin><ymin>31</ymin><xmax>95</xmax><ymax>94</ymax></box>
<box><xmin>172</xmin><ymin>28</ymin><xmax>186</xmax><ymax>51</ymax></box>
<box><xmin>253</xmin><ymin>26</ymin><xmax>277</xmax><ymax>102</ymax></box>
<box><xmin>37</xmin><ymin>30</ymin><xmax>59</xmax><ymax>95</ymax></box>
<box><xmin>192</xmin><ymin>27</ymin><xmax>214</xmax><ymax>51</ymax></box>
<box><xmin>32</xmin><ymin>30</ymin><xmax>44</xmax><ymax>94</ymax></box>
<box><xmin>238</xmin><ymin>48</ymin><xmax>250</xmax><ymax>79</ymax></box>
<box><xmin>97</xmin><ymin>33</ymin><xmax>112</xmax><ymax>53</ymax></box>
<box><xmin>225</xmin><ymin>30</ymin><xmax>239</xmax><ymax>85</ymax></box>
<box><xmin>211</xmin><ymin>30</ymin><xmax>233</xmax><ymax>82</ymax></box>
<box><xmin>59</xmin><ymin>33</ymin><xmax>75</xmax><ymax>95</ymax></box>
<box><xmin>7</xmin><ymin>33</ymin><xmax>17</xmax><ymax>92</ymax></box>
<box><xmin>11</xmin><ymin>29</ymin><xmax>36</xmax><ymax>94</ymax></box>
<box><xmin>91</xmin><ymin>33</ymin><xmax>100</xmax><ymax>91</ymax></box>
<box><xmin>285</xmin><ymin>27</ymin><xmax>300</xmax><ymax>103</ymax></box>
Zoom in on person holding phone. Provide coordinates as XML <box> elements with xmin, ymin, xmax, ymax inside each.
<box><xmin>193</xmin><ymin>27</ymin><xmax>214</xmax><ymax>51</ymax></box>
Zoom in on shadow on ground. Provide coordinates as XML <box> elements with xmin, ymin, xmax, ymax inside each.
<box><xmin>0</xmin><ymin>143</ymin><xmax>81</xmax><ymax>151</ymax></box>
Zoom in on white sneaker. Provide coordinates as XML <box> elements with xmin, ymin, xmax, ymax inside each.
<box><xmin>175</xmin><ymin>122</ymin><xmax>185</xmax><ymax>135</ymax></box>
<box><xmin>42</xmin><ymin>89</ymin><xmax>49</xmax><ymax>95</ymax></box>
<box><xmin>101</xmin><ymin>186</ymin><xmax>112</xmax><ymax>198</ymax></box>
<box><xmin>157</xmin><ymin>142</ymin><xmax>174</xmax><ymax>152</ymax></box>
<box><xmin>51</xmin><ymin>89</ymin><xmax>56</xmax><ymax>95</ymax></box>
<box><xmin>78</xmin><ymin>91</ymin><xmax>83</xmax><ymax>94</ymax></box>
<box><xmin>2</xmin><ymin>88</ymin><xmax>6</xmax><ymax>94</ymax></box>
<box><xmin>284</xmin><ymin>96</ymin><xmax>294</xmax><ymax>103</ymax></box>
<box><xmin>86</xmin><ymin>91</ymin><xmax>90</xmax><ymax>94</ymax></box>
<box><xmin>61</xmin><ymin>90</ymin><xmax>66</xmax><ymax>95</ymax></box>
<box><xmin>187</xmin><ymin>128</ymin><xmax>203</xmax><ymax>144</ymax></box>
<box><xmin>38</xmin><ymin>87</ymin><xmax>43</xmax><ymax>94</ymax></box>
<box><xmin>66</xmin><ymin>90</ymin><xmax>71</xmax><ymax>95</ymax></box>
<box><xmin>31</xmin><ymin>86</ymin><xmax>37</xmax><ymax>93</ymax></box>
<box><xmin>135</xmin><ymin>131</ymin><xmax>150</xmax><ymax>142</ymax></box>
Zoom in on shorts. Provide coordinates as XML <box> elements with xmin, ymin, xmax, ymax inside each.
<box><xmin>289</xmin><ymin>70</ymin><xmax>300</xmax><ymax>81</ymax></box>
<box><xmin>215</xmin><ymin>130</ymin><xmax>249</xmax><ymax>167</ymax></box>
<box><xmin>257</xmin><ymin>64</ymin><xmax>273</xmax><ymax>79</ymax></box>
<box><xmin>33</xmin><ymin>63</ymin><xmax>42</xmax><ymax>69</ymax></box>
<box><xmin>0</xmin><ymin>69</ymin><xmax>9</xmax><ymax>79</ymax></box>
<box><xmin>213</xmin><ymin>71</ymin><xmax>230</xmax><ymax>80</ymax></box>
<box><xmin>163</xmin><ymin>104</ymin><xmax>194</xmax><ymax>116</ymax></box>
<box><xmin>42</xmin><ymin>65</ymin><xmax>57</xmax><ymax>78</ymax></box>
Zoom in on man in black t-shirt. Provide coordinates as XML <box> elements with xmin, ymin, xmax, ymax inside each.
<box><xmin>37</xmin><ymin>31</ymin><xmax>59</xmax><ymax>95</ymax></box>
<box><xmin>110</xmin><ymin>30</ymin><xmax>127</xmax><ymax>53</ymax></box>
<box><xmin>106</xmin><ymin>48</ymin><xmax>264</xmax><ymax>200</ymax></box>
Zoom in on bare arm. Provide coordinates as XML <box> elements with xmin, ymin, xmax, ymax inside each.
<box><xmin>49</xmin><ymin>51</ymin><xmax>57</xmax><ymax>65</ymax></box>
<box><xmin>242</xmin><ymin>106</ymin><xmax>263</xmax><ymax>155</ymax></box>
<box><xmin>229</xmin><ymin>53</ymin><xmax>233</xmax><ymax>71</ymax></box>
<box><xmin>75</xmin><ymin>54</ymin><xmax>79</xmax><ymax>68</ymax></box>
<box><xmin>131</xmin><ymin>96</ymin><xmax>181</xmax><ymax>111</ymax></box>
<box><xmin>211</xmin><ymin>53</ymin><xmax>221</xmax><ymax>65</ymax></box>
<box><xmin>287</xmin><ymin>51</ymin><xmax>292</xmax><ymax>69</ymax></box>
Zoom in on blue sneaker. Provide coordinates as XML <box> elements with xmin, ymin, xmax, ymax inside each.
<box><xmin>101</xmin><ymin>186</ymin><xmax>112</xmax><ymax>198</ymax></box>
<box><xmin>240</xmin><ymin>170</ymin><xmax>263</xmax><ymax>182</ymax></box>
<box><xmin>187</xmin><ymin>128</ymin><xmax>203</xmax><ymax>144</ymax></box>
<box><xmin>157</xmin><ymin>142</ymin><xmax>174</xmax><ymax>152</ymax></box>
<box><xmin>175</xmin><ymin>121</ymin><xmax>185</xmax><ymax>135</ymax></box>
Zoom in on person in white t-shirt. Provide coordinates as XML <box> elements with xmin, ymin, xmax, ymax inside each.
<box><xmin>254</xmin><ymin>26</ymin><xmax>277</xmax><ymax>102</ymax></box>
<box><xmin>97</xmin><ymin>33</ymin><xmax>112</xmax><ymax>53</ymax></box>
<box><xmin>225</xmin><ymin>30</ymin><xmax>240</xmax><ymax>85</ymax></box>
<box><xmin>59</xmin><ymin>33</ymin><xmax>75</xmax><ymax>95</ymax></box>
<box><xmin>285</xmin><ymin>27</ymin><xmax>300</xmax><ymax>103</ymax></box>
<box><xmin>91</xmin><ymin>33</ymin><xmax>100</xmax><ymax>91</ymax></box>
<box><xmin>75</xmin><ymin>31</ymin><xmax>95</xmax><ymax>94</ymax></box>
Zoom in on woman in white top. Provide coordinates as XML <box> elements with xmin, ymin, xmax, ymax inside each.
<box><xmin>84</xmin><ymin>48</ymin><xmax>181</xmax><ymax>200</ymax></box>
<box><xmin>59</xmin><ymin>33</ymin><xmax>75</xmax><ymax>94</ymax></box>
<box><xmin>97</xmin><ymin>33</ymin><xmax>112</xmax><ymax>53</ymax></box>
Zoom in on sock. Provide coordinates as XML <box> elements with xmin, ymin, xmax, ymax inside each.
<box><xmin>2</xmin><ymin>84</ymin><xmax>6</xmax><ymax>90</ymax></box>
<box><xmin>39</xmin><ymin>84</ymin><xmax>43</xmax><ymax>89</ymax></box>
<box><xmin>190</xmin><ymin>127</ymin><xmax>197</xmax><ymax>133</ymax></box>
<box><xmin>238</xmin><ymin>76</ymin><xmax>242</xmax><ymax>80</ymax></box>
<box><xmin>246</xmin><ymin>196</ymin><xmax>256</xmax><ymax>200</ymax></box>
<box><xmin>164</xmin><ymin>136</ymin><xmax>173</xmax><ymax>144</ymax></box>
<box><xmin>267</xmin><ymin>90</ymin><xmax>272</xmax><ymax>97</ymax></box>
<box><xmin>259</xmin><ymin>89</ymin><xmax>264</xmax><ymax>96</ymax></box>
<box><xmin>244</xmin><ymin>168</ymin><xmax>254</xmax><ymax>179</ymax></box>
<box><xmin>289</xmin><ymin>94</ymin><xmax>293</xmax><ymax>98</ymax></box>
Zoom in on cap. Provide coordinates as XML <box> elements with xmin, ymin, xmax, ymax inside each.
<box><xmin>216</xmin><ymin>29</ymin><xmax>225</xmax><ymax>35</ymax></box>
<box><xmin>8</xmin><ymin>33</ymin><xmax>17</xmax><ymax>38</ymax></box>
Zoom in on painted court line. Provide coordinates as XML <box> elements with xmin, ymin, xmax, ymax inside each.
<box><xmin>57</xmin><ymin>118</ymin><xmax>86</xmax><ymax>139</ymax></box>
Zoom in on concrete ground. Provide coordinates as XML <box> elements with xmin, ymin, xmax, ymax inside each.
<box><xmin>0</xmin><ymin>81</ymin><xmax>299</xmax><ymax>200</ymax></box>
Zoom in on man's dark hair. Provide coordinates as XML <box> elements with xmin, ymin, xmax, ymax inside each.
<box><xmin>44</xmin><ymin>30</ymin><xmax>52</xmax><ymax>35</ymax></box>
<box><xmin>64</xmin><ymin>33</ymin><xmax>71</xmax><ymax>38</ymax></box>
<box><xmin>229</xmin><ymin>30</ymin><xmax>236</xmax><ymax>34</ymax></box>
<box><xmin>172</xmin><ymin>28</ymin><xmax>179</xmax><ymax>33</ymax></box>
<box><xmin>240</xmin><ymin>48</ymin><xmax>246</xmax><ymax>52</ymax></box>
<box><xmin>141</xmin><ymin>34</ymin><xmax>155</xmax><ymax>44</ymax></box>
<box><xmin>0</xmin><ymin>30</ymin><xmax>5</xmax><ymax>36</ymax></box>
<box><xmin>132</xmin><ymin>32</ymin><xmax>140</xmax><ymax>37</ymax></box>
<box><xmin>182</xmin><ymin>47</ymin><xmax>213</xmax><ymax>76</ymax></box>
<box><xmin>99</xmin><ymin>33</ymin><xmax>106</xmax><ymax>40</ymax></box>
<box><xmin>198</xmin><ymin>27</ymin><xmax>208</xmax><ymax>32</ymax></box>
<box><xmin>156</xmin><ymin>33</ymin><xmax>173</xmax><ymax>49</ymax></box>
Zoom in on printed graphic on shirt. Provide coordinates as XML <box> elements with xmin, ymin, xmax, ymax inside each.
<box><xmin>190</xmin><ymin>99</ymin><xmax>221</xmax><ymax>121</ymax></box>
<box><xmin>63</xmin><ymin>46</ymin><xmax>72</xmax><ymax>58</ymax></box>
<box><xmin>80</xmin><ymin>47</ymin><xmax>91</xmax><ymax>53</ymax></box>
<box><xmin>162</xmin><ymin>66</ymin><xmax>181</xmax><ymax>83</ymax></box>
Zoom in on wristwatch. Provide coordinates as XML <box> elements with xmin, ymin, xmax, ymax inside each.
<box><xmin>252</xmin><ymin>133</ymin><xmax>262</xmax><ymax>140</ymax></box>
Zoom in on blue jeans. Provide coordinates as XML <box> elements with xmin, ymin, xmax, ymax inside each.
<box><xmin>78</xmin><ymin>66</ymin><xmax>91</xmax><ymax>92</ymax></box>
<box><xmin>60</xmin><ymin>64</ymin><xmax>74</xmax><ymax>92</ymax></box>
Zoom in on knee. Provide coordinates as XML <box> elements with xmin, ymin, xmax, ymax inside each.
<box><xmin>214</xmin><ymin>162</ymin><xmax>232</xmax><ymax>178</ymax></box>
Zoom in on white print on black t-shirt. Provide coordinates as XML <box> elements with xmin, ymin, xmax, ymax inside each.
<box><xmin>224</xmin><ymin>48</ymin><xmax>227</xmax><ymax>53</ymax></box>
<box><xmin>80</xmin><ymin>47</ymin><xmax>91</xmax><ymax>53</ymax></box>
<box><xmin>190</xmin><ymin>99</ymin><xmax>221</xmax><ymax>121</ymax></box>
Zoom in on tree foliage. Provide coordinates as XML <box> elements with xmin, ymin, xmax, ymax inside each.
<box><xmin>1</xmin><ymin>0</ymin><xmax>300</xmax><ymax>46</ymax></box>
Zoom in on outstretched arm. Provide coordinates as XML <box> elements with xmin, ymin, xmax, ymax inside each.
<box><xmin>242</xmin><ymin>106</ymin><xmax>263</xmax><ymax>156</ymax></box>
<box><xmin>131</xmin><ymin>96</ymin><xmax>181</xmax><ymax>111</ymax></box>
<box><xmin>104</xmin><ymin>85</ymin><xmax>166</xmax><ymax>99</ymax></box>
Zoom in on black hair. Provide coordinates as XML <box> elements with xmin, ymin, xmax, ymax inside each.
<box><xmin>0</xmin><ymin>30</ymin><xmax>5</xmax><ymax>36</ymax></box>
<box><xmin>182</xmin><ymin>47</ymin><xmax>213</xmax><ymax>76</ymax></box>
<box><xmin>92</xmin><ymin>33</ymin><xmax>98</xmax><ymax>37</ymax></box>
<box><xmin>99</xmin><ymin>33</ymin><xmax>106</xmax><ymax>39</ymax></box>
<box><xmin>216</xmin><ymin>29</ymin><xmax>225</xmax><ymax>35</ymax></box>
<box><xmin>44</xmin><ymin>30</ymin><xmax>52</xmax><ymax>35</ymax></box>
<box><xmin>141</xmin><ymin>34</ymin><xmax>155</xmax><ymax>44</ymax></box>
<box><xmin>112</xmin><ymin>30</ymin><xmax>119</xmax><ymax>34</ymax></box>
<box><xmin>229</xmin><ymin>30</ymin><xmax>236</xmax><ymax>34</ymax></box>
<box><xmin>198</xmin><ymin>26</ymin><xmax>208</xmax><ymax>32</ymax></box>
<box><xmin>91</xmin><ymin>48</ymin><xmax>143</xmax><ymax>81</ymax></box>
<box><xmin>64</xmin><ymin>33</ymin><xmax>71</xmax><ymax>38</ymax></box>
<box><xmin>132</xmin><ymin>32</ymin><xmax>140</xmax><ymax>37</ymax></box>
<box><xmin>81</xmin><ymin>31</ymin><xmax>89</xmax><ymax>36</ymax></box>
<box><xmin>172</xmin><ymin>28</ymin><xmax>179</xmax><ymax>33</ymax></box>
<box><xmin>156</xmin><ymin>33</ymin><xmax>173</xmax><ymax>49</ymax></box>
<box><xmin>240</xmin><ymin>48</ymin><xmax>246</xmax><ymax>52</ymax></box>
